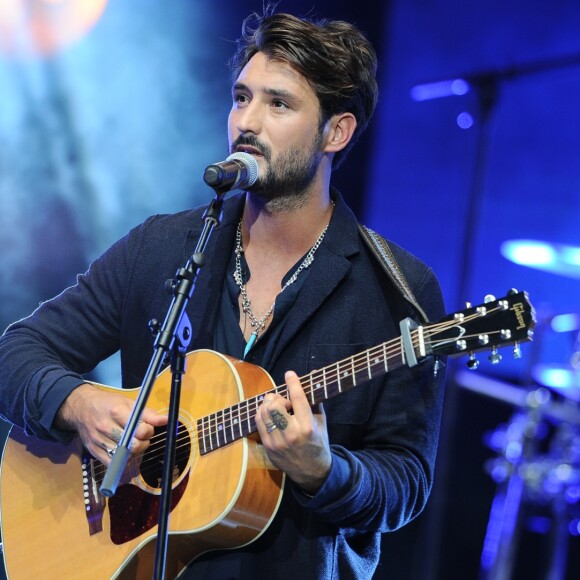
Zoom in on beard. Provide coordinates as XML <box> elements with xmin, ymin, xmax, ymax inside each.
<box><xmin>231</xmin><ymin>130</ymin><xmax>324</xmax><ymax>212</ymax></box>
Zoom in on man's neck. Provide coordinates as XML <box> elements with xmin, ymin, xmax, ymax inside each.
<box><xmin>241</xmin><ymin>188</ymin><xmax>334</xmax><ymax>258</ymax></box>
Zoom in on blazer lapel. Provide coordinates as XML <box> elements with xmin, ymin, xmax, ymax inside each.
<box><xmin>268</xmin><ymin>191</ymin><xmax>361</xmax><ymax>364</ymax></box>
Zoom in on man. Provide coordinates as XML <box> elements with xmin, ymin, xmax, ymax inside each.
<box><xmin>0</xmin><ymin>10</ymin><xmax>446</xmax><ymax>579</ymax></box>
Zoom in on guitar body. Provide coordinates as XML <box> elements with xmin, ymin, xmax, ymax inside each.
<box><xmin>0</xmin><ymin>350</ymin><xmax>285</xmax><ymax>579</ymax></box>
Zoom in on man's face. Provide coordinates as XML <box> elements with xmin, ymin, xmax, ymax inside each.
<box><xmin>228</xmin><ymin>52</ymin><xmax>326</xmax><ymax>203</ymax></box>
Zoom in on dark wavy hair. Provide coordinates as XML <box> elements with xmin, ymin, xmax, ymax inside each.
<box><xmin>229</xmin><ymin>11</ymin><xmax>379</xmax><ymax>169</ymax></box>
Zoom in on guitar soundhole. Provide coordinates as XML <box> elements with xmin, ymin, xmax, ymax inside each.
<box><xmin>140</xmin><ymin>421</ymin><xmax>191</xmax><ymax>489</ymax></box>
<box><xmin>108</xmin><ymin>421</ymin><xmax>192</xmax><ymax>545</ymax></box>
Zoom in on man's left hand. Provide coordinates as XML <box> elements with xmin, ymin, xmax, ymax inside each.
<box><xmin>256</xmin><ymin>370</ymin><xmax>332</xmax><ymax>495</ymax></box>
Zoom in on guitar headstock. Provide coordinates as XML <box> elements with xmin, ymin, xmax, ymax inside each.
<box><xmin>428</xmin><ymin>290</ymin><xmax>535</xmax><ymax>368</ymax></box>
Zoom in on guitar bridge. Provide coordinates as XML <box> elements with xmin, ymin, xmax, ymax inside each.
<box><xmin>82</xmin><ymin>450</ymin><xmax>106</xmax><ymax>536</ymax></box>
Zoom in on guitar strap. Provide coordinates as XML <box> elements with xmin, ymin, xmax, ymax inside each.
<box><xmin>358</xmin><ymin>224</ymin><xmax>430</xmax><ymax>324</ymax></box>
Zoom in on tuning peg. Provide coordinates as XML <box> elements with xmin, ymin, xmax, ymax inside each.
<box><xmin>484</xmin><ymin>294</ymin><xmax>496</xmax><ymax>304</ymax></box>
<box><xmin>513</xmin><ymin>343</ymin><xmax>522</xmax><ymax>359</ymax></box>
<box><xmin>488</xmin><ymin>347</ymin><xmax>502</xmax><ymax>365</ymax></box>
<box><xmin>507</xmin><ymin>288</ymin><xmax>519</xmax><ymax>295</ymax></box>
<box><xmin>467</xmin><ymin>354</ymin><xmax>480</xmax><ymax>370</ymax></box>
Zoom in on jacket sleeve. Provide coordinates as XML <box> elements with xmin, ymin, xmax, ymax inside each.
<box><xmin>293</xmin><ymin>264</ymin><xmax>447</xmax><ymax>534</ymax></box>
<box><xmin>0</xmin><ymin>218</ymin><xmax>153</xmax><ymax>442</ymax></box>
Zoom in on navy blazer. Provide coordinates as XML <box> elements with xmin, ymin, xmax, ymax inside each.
<box><xmin>0</xmin><ymin>190</ymin><xmax>446</xmax><ymax>578</ymax></box>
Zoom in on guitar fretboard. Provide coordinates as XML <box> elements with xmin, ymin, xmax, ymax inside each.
<box><xmin>197</xmin><ymin>335</ymin><xmax>409</xmax><ymax>455</ymax></box>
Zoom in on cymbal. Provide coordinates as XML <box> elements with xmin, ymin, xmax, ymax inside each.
<box><xmin>532</xmin><ymin>363</ymin><xmax>580</xmax><ymax>401</ymax></box>
<box><xmin>501</xmin><ymin>239</ymin><xmax>580</xmax><ymax>279</ymax></box>
<box><xmin>550</xmin><ymin>312</ymin><xmax>580</xmax><ymax>332</ymax></box>
<box><xmin>455</xmin><ymin>370</ymin><xmax>580</xmax><ymax>425</ymax></box>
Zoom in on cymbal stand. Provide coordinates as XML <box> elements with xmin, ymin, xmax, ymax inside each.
<box><xmin>479</xmin><ymin>390</ymin><xmax>549</xmax><ymax>580</ymax></box>
<box><xmin>543</xmin><ymin>418</ymin><xmax>580</xmax><ymax>580</ymax></box>
<box><xmin>481</xmin><ymin>391</ymin><xmax>580</xmax><ymax>580</ymax></box>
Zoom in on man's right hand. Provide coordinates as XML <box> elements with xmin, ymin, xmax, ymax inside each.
<box><xmin>55</xmin><ymin>383</ymin><xmax>168</xmax><ymax>465</ymax></box>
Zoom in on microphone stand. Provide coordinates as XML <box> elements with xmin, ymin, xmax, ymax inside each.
<box><xmin>100</xmin><ymin>187</ymin><xmax>226</xmax><ymax>579</ymax></box>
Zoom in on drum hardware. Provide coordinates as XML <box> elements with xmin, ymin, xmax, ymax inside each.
<box><xmin>481</xmin><ymin>408</ymin><xmax>580</xmax><ymax>580</ymax></box>
<box><xmin>478</xmin><ymin>387</ymin><xmax>550</xmax><ymax>578</ymax></box>
<box><xmin>455</xmin><ymin>369</ymin><xmax>580</xmax><ymax>579</ymax></box>
<box><xmin>474</xmin><ymin>371</ymin><xmax>580</xmax><ymax>580</ymax></box>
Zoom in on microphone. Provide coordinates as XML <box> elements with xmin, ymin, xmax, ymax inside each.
<box><xmin>203</xmin><ymin>152</ymin><xmax>259</xmax><ymax>191</ymax></box>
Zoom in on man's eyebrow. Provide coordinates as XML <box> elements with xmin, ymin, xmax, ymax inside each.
<box><xmin>232</xmin><ymin>82</ymin><xmax>298</xmax><ymax>101</ymax></box>
<box><xmin>232</xmin><ymin>81</ymin><xmax>249</xmax><ymax>94</ymax></box>
<box><xmin>264</xmin><ymin>87</ymin><xmax>297</xmax><ymax>100</ymax></box>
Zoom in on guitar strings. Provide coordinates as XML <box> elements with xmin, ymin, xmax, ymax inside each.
<box><xmin>149</xmin><ymin>307</ymin><xmax>503</xmax><ymax>454</ymax></box>
<box><xmin>194</xmin><ymin>306</ymin><xmax>508</xmax><ymax>442</ymax></box>
<box><xmin>174</xmin><ymin>309</ymin><xmax>503</xmax><ymax>467</ymax></box>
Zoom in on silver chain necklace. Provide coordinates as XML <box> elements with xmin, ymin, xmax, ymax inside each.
<box><xmin>234</xmin><ymin>219</ymin><xmax>329</xmax><ymax>356</ymax></box>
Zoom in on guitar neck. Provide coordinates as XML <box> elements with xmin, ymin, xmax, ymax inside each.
<box><xmin>300</xmin><ymin>338</ymin><xmax>409</xmax><ymax>406</ymax></box>
<box><xmin>197</xmin><ymin>335</ymin><xmax>408</xmax><ymax>455</ymax></box>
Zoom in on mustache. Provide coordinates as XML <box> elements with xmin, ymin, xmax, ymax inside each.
<box><xmin>231</xmin><ymin>135</ymin><xmax>271</xmax><ymax>158</ymax></box>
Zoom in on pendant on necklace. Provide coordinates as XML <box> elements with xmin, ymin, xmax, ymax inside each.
<box><xmin>244</xmin><ymin>331</ymin><xmax>258</xmax><ymax>359</ymax></box>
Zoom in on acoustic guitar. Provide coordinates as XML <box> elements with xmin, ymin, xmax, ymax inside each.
<box><xmin>0</xmin><ymin>291</ymin><xmax>534</xmax><ymax>579</ymax></box>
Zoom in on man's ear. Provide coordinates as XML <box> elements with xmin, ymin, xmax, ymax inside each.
<box><xmin>323</xmin><ymin>112</ymin><xmax>357</xmax><ymax>154</ymax></box>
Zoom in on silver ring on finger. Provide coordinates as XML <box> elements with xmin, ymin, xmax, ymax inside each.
<box><xmin>106</xmin><ymin>445</ymin><xmax>117</xmax><ymax>458</ymax></box>
<box><xmin>269</xmin><ymin>409</ymin><xmax>288</xmax><ymax>431</ymax></box>
<box><xmin>265</xmin><ymin>422</ymin><xmax>278</xmax><ymax>433</ymax></box>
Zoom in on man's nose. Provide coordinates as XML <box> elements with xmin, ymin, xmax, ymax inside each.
<box><xmin>235</xmin><ymin>101</ymin><xmax>262</xmax><ymax>135</ymax></box>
